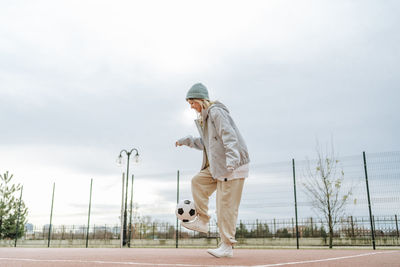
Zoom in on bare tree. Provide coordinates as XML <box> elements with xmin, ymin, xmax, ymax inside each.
<box><xmin>302</xmin><ymin>142</ymin><xmax>352</xmax><ymax>248</ymax></box>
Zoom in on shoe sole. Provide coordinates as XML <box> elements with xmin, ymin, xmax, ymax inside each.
<box><xmin>181</xmin><ymin>224</ymin><xmax>208</xmax><ymax>234</ymax></box>
<box><xmin>207</xmin><ymin>250</ymin><xmax>232</xmax><ymax>258</ymax></box>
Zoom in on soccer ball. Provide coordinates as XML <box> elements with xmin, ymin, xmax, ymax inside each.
<box><xmin>175</xmin><ymin>199</ymin><xmax>197</xmax><ymax>222</ymax></box>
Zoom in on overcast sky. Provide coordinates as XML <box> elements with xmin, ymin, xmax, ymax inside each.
<box><xmin>1</xmin><ymin>0</ymin><xmax>399</xmax><ymax>226</ymax></box>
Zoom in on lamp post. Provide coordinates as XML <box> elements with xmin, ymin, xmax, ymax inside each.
<box><xmin>117</xmin><ymin>148</ymin><xmax>139</xmax><ymax>247</ymax></box>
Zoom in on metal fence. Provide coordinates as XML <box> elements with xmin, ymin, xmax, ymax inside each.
<box><xmin>1</xmin><ymin>151</ymin><xmax>399</xmax><ymax>248</ymax></box>
<box><xmin>2</xmin><ymin>215</ymin><xmax>399</xmax><ymax>248</ymax></box>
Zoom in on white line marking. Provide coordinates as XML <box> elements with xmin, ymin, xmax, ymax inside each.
<box><xmin>253</xmin><ymin>251</ymin><xmax>399</xmax><ymax>267</ymax></box>
<box><xmin>0</xmin><ymin>251</ymin><xmax>398</xmax><ymax>267</ymax></box>
<box><xmin>0</xmin><ymin>258</ymin><xmax>228</xmax><ymax>267</ymax></box>
<box><xmin>0</xmin><ymin>258</ymin><xmax>209</xmax><ymax>267</ymax></box>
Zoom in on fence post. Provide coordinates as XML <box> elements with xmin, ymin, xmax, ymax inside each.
<box><xmin>310</xmin><ymin>217</ymin><xmax>314</xmax><ymax>237</ymax></box>
<box><xmin>61</xmin><ymin>225</ymin><xmax>65</xmax><ymax>240</ymax></box>
<box><xmin>395</xmin><ymin>215</ymin><xmax>399</xmax><ymax>238</ymax></box>
<box><xmin>256</xmin><ymin>219</ymin><xmax>259</xmax><ymax>237</ymax></box>
<box><xmin>120</xmin><ymin>173</ymin><xmax>125</xmax><ymax>248</ymax></box>
<box><xmin>165</xmin><ymin>223</ymin><xmax>168</xmax><ymax>239</ymax></box>
<box><xmin>48</xmin><ymin>182</ymin><xmax>55</xmax><ymax>248</ymax></box>
<box><xmin>14</xmin><ymin>185</ymin><xmax>23</xmax><ymax>247</ymax></box>
<box><xmin>176</xmin><ymin>170</ymin><xmax>180</xmax><ymax>248</ymax></box>
<box><xmin>86</xmin><ymin>178</ymin><xmax>93</xmax><ymax>248</ymax></box>
<box><xmin>153</xmin><ymin>222</ymin><xmax>155</xmax><ymax>240</ymax></box>
<box><xmin>363</xmin><ymin>151</ymin><xmax>376</xmax><ymax>250</ymax></box>
<box><xmin>351</xmin><ymin>216</ymin><xmax>355</xmax><ymax>238</ymax></box>
<box><xmin>292</xmin><ymin>159</ymin><xmax>300</xmax><ymax>249</ymax></box>
<box><xmin>72</xmin><ymin>225</ymin><xmax>74</xmax><ymax>242</ymax></box>
<box><xmin>128</xmin><ymin>174</ymin><xmax>134</xmax><ymax>248</ymax></box>
<box><xmin>208</xmin><ymin>220</ymin><xmax>211</xmax><ymax>238</ymax></box>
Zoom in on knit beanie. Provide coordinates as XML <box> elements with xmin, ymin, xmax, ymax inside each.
<box><xmin>186</xmin><ymin>83</ymin><xmax>209</xmax><ymax>100</ymax></box>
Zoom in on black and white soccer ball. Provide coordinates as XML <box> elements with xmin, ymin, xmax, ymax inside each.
<box><xmin>175</xmin><ymin>199</ymin><xmax>197</xmax><ymax>222</ymax></box>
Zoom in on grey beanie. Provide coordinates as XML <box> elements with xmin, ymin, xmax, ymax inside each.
<box><xmin>186</xmin><ymin>83</ymin><xmax>209</xmax><ymax>100</ymax></box>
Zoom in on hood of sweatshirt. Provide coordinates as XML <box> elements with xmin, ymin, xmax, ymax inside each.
<box><xmin>201</xmin><ymin>101</ymin><xmax>229</xmax><ymax>120</ymax></box>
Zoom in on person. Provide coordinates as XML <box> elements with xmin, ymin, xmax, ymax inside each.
<box><xmin>175</xmin><ymin>83</ymin><xmax>250</xmax><ymax>258</ymax></box>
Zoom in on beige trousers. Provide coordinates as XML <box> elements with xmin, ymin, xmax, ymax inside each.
<box><xmin>191</xmin><ymin>167</ymin><xmax>245</xmax><ymax>245</ymax></box>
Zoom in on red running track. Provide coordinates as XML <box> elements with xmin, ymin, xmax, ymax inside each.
<box><xmin>0</xmin><ymin>248</ymin><xmax>399</xmax><ymax>267</ymax></box>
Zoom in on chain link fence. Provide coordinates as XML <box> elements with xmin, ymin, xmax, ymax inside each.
<box><xmin>1</xmin><ymin>214</ymin><xmax>399</xmax><ymax>248</ymax></box>
<box><xmin>1</xmin><ymin>151</ymin><xmax>399</xmax><ymax>248</ymax></box>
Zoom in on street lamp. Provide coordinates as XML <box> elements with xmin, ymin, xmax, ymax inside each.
<box><xmin>117</xmin><ymin>148</ymin><xmax>139</xmax><ymax>247</ymax></box>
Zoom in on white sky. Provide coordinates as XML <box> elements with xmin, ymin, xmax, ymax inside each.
<box><xmin>1</xmin><ymin>0</ymin><xmax>399</xmax><ymax>226</ymax></box>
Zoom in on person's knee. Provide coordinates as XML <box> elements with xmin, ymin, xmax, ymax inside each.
<box><xmin>191</xmin><ymin>174</ymin><xmax>202</xmax><ymax>187</ymax></box>
<box><xmin>191</xmin><ymin>178</ymin><xmax>202</xmax><ymax>195</ymax></box>
<box><xmin>191</xmin><ymin>177</ymin><xmax>197</xmax><ymax>188</ymax></box>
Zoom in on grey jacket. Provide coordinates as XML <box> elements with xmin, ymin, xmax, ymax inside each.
<box><xmin>178</xmin><ymin>101</ymin><xmax>250</xmax><ymax>178</ymax></box>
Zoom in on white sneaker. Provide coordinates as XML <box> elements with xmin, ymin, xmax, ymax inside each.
<box><xmin>181</xmin><ymin>217</ymin><xmax>208</xmax><ymax>233</ymax></box>
<box><xmin>207</xmin><ymin>243</ymin><xmax>233</xmax><ymax>258</ymax></box>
